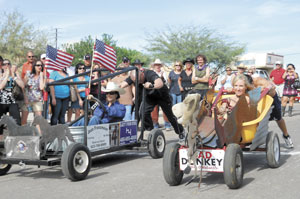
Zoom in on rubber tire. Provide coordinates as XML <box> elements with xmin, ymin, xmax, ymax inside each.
<box><xmin>266</xmin><ymin>131</ymin><xmax>280</xmax><ymax>168</ymax></box>
<box><xmin>0</xmin><ymin>164</ymin><xmax>11</xmax><ymax>176</ymax></box>
<box><xmin>148</xmin><ymin>129</ymin><xmax>166</xmax><ymax>159</ymax></box>
<box><xmin>223</xmin><ymin>143</ymin><xmax>244</xmax><ymax>189</ymax></box>
<box><xmin>61</xmin><ymin>143</ymin><xmax>91</xmax><ymax>181</ymax></box>
<box><xmin>163</xmin><ymin>142</ymin><xmax>183</xmax><ymax>186</ymax></box>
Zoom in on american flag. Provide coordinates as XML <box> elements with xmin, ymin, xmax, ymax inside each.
<box><xmin>93</xmin><ymin>39</ymin><xmax>117</xmax><ymax>72</ymax></box>
<box><xmin>45</xmin><ymin>45</ymin><xmax>74</xmax><ymax>71</ymax></box>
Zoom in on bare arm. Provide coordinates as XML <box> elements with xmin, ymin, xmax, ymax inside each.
<box><xmin>282</xmin><ymin>71</ymin><xmax>287</xmax><ymax>79</ymax></box>
<box><xmin>221</xmin><ymin>75</ymin><xmax>227</xmax><ymax>85</ymax></box>
<box><xmin>192</xmin><ymin>67</ymin><xmax>210</xmax><ymax>84</ymax></box>
<box><xmin>0</xmin><ymin>71</ymin><xmax>9</xmax><ymax>90</ymax></box>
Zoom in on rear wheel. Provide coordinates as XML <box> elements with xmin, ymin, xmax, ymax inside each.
<box><xmin>0</xmin><ymin>164</ymin><xmax>11</xmax><ymax>176</ymax></box>
<box><xmin>148</xmin><ymin>129</ymin><xmax>166</xmax><ymax>159</ymax></box>
<box><xmin>223</xmin><ymin>143</ymin><xmax>244</xmax><ymax>189</ymax></box>
<box><xmin>61</xmin><ymin>143</ymin><xmax>91</xmax><ymax>181</ymax></box>
<box><xmin>266</xmin><ymin>131</ymin><xmax>280</xmax><ymax>168</ymax></box>
<box><xmin>163</xmin><ymin>142</ymin><xmax>183</xmax><ymax>186</ymax></box>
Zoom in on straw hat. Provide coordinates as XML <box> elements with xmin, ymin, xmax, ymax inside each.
<box><xmin>102</xmin><ymin>82</ymin><xmax>125</xmax><ymax>95</ymax></box>
<box><xmin>237</xmin><ymin>63</ymin><xmax>247</xmax><ymax>69</ymax></box>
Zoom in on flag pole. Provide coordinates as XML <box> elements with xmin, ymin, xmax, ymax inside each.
<box><xmin>86</xmin><ymin>37</ymin><xmax>96</xmax><ymax>96</ymax></box>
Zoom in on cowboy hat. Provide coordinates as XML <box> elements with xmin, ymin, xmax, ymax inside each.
<box><xmin>132</xmin><ymin>59</ymin><xmax>144</xmax><ymax>65</ymax></box>
<box><xmin>237</xmin><ymin>63</ymin><xmax>247</xmax><ymax>69</ymax></box>
<box><xmin>183</xmin><ymin>58</ymin><xmax>195</xmax><ymax>65</ymax></box>
<box><xmin>152</xmin><ymin>58</ymin><xmax>163</xmax><ymax>65</ymax></box>
<box><xmin>102</xmin><ymin>82</ymin><xmax>125</xmax><ymax>95</ymax></box>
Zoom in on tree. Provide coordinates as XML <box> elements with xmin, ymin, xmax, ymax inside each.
<box><xmin>0</xmin><ymin>10</ymin><xmax>48</xmax><ymax>65</ymax></box>
<box><xmin>145</xmin><ymin>25</ymin><xmax>245</xmax><ymax>70</ymax></box>
<box><xmin>63</xmin><ymin>34</ymin><xmax>151</xmax><ymax>66</ymax></box>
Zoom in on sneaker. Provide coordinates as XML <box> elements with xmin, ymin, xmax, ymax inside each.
<box><xmin>153</xmin><ymin>123</ymin><xmax>159</xmax><ymax>129</ymax></box>
<box><xmin>283</xmin><ymin>136</ymin><xmax>294</xmax><ymax>148</ymax></box>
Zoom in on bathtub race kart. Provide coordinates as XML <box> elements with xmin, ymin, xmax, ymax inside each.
<box><xmin>163</xmin><ymin>87</ymin><xmax>281</xmax><ymax>189</ymax></box>
<box><xmin>0</xmin><ymin>66</ymin><xmax>166</xmax><ymax>181</ymax></box>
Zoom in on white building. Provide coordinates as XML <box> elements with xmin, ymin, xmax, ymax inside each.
<box><xmin>232</xmin><ymin>52</ymin><xmax>284</xmax><ymax>73</ymax></box>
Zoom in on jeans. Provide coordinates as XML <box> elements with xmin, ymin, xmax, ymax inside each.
<box><xmin>51</xmin><ymin>97</ymin><xmax>69</xmax><ymax>125</ymax></box>
<box><xmin>123</xmin><ymin>105</ymin><xmax>132</xmax><ymax>121</ymax></box>
<box><xmin>170</xmin><ymin>93</ymin><xmax>182</xmax><ymax>105</ymax></box>
<box><xmin>72</xmin><ymin>115</ymin><xmax>100</xmax><ymax>126</ymax></box>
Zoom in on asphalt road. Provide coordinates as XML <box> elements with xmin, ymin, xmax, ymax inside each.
<box><xmin>0</xmin><ymin>104</ymin><xmax>300</xmax><ymax>199</ymax></box>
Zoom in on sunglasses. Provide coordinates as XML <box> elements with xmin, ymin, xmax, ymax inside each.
<box><xmin>3</xmin><ymin>62</ymin><xmax>10</xmax><ymax>65</ymax></box>
<box><xmin>107</xmin><ymin>91</ymin><xmax>118</xmax><ymax>95</ymax></box>
<box><xmin>35</xmin><ymin>64</ymin><xmax>43</xmax><ymax>67</ymax></box>
<box><xmin>175</xmin><ymin>65</ymin><xmax>181</xmax><ymax>66</ymax></box>
<box><xmin>78</xmin><ymin>67</ymin><xmax>85</xmax><ymax>70</ymax></box>
<box><xmin>28</xmin><ymin>56</ymin><xmax>35</xmax><ymax>58</ymax></box>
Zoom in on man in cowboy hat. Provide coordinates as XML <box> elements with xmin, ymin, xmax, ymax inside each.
<box><xmin>121</xmin><ymin>59</ymin><xmax>185</xmax><ymax>140</ymax></box>
<box><xmin>132</xmin><ymin>59</ymin><xmax>144</xmax><ymax>68</ymax></box>
<box><xmin>73</xmin><ymin>82</ymin><xmax>126</xmax><ymax>126</ymax></box>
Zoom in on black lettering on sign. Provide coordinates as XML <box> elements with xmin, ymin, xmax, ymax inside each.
<box><xmin>181</xmin><ymin>158</ymin><xmax>188</xmax><ymax>165</ymax></box>
<box><xmin>216</xmin><ymin>159</ymin><xmax>223</xmax><ymax>166</ymax></box>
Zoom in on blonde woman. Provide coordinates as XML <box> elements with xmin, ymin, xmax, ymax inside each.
<box><xmin>178</xmin><ymin>58</ymin><xmax>194</xmax><ymax>100</ymax></box>
<box><xmin>168</xmin><ymin>61</ymin><xmax>183</xmax><ymax>105</ymax></box>
<box><xmin>218</xmin><ymin>74</ymin><xmax>250</xmax><ymax>120</ymax></box>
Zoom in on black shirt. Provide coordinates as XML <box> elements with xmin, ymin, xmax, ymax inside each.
<box><xmin>180</xmin><ymin>70</ymin><xmax>194</xmax><ymax>88</ymax></box>
<box><xmin>125</xmin><ymin>69</ymin><xmax>169</xmax><ymax>99</ymax></box>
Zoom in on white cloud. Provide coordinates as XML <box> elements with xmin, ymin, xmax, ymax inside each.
<box><xmin>256</xmin><ymin>1</ymin><xmax>300</xmax><ymax>17</ymax></box>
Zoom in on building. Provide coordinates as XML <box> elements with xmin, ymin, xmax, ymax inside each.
<box><xmin>232</xmin><ymin>52</ymin><xmax>284</xmax><ymax>73</ymax></box>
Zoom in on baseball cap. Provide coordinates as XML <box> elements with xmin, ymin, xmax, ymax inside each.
<box><xmin>275</xmin><ymin>61</ymin><xmax>282</xmax><ymax>65</ymax></box>
<box><xmin>84</xmin><ymin>54</ymin><xmax>91</xmax><ymax>60</ymax></box>
<box><xmin>40</xmin><ymin>53</ymin><xmax>46</xmax><ymax>60</ymax></box>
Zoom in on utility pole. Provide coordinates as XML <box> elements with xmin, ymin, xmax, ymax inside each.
<box><xmin>55</xmin><ymin>28</ymin><xmax>58</xmax><ymax>49</ymax></box>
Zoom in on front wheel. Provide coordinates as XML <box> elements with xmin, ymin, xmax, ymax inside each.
<box><xmin>163</xmin><ymin>142</ymin><xmax>183</xmax><ymax>186</ymax></box>
<box><xmin>223</xmin><ymin>143</ymin><xmax>244</xmax><ymax>189</ymax></box>
<box><xmin>0</xmin><ymin>164</ymin><xmax>11</xmax><ymax>176</ymax></box>
<box><xmin>148</xmin><ymin>129</ymin><xmax>166</xmax><ymax>159</ymax></box>
<box><xmin>266</xmin><ymin>131</ymin><xmax>280</xmax><ymax>168</ymax></box>
<box><xmin>61</xmin><ymin>143</ymin><xmax>91</xmax><ymax>181</ymax></box>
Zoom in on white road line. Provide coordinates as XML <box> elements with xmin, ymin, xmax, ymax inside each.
<box><xmin>244</xmin><ymin>151</ymin><xmax>300</xmax><ymax>156</ymax></box>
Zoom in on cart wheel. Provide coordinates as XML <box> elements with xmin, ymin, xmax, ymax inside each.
<box><xmin>0</xmin><ymin>164</ymin><xmax>11</xmax><ymax>176</ymax></box>
<box><xmin>163</xmin><ymin>142</ymin><xmax>183</xmax><ymax>186</ymax></box>
<box><xmin>61</xmin><ymin>143</ymin><xmax>91</xmax><ymax>181</ymax></box>
<box><xmin>223</xmin><ymin>143</ymin><xmax>244</xmax><ymax>189</ymax></box>
<box><xmin>148</xmin><ymin>129</ymin><xmax>166</xmax><ymax>159</ymax></box>
<box><xmin>266</xmin><ymin>131</ymin><xmax>280</xmax><ymax>168</ymax></box>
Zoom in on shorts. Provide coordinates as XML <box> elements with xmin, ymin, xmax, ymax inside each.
<box><xmin>275</xmin><ymin>84</ymin><xmax>284</xmax><ymax>98</ymax></box>
<box><xmin>269</xmin><ymin>94</ymin><xmax>282</xmax><ymax>121</ymax></box>
<box><xmin>70</xmin><ymin>100</ymin><xmax>80</xmax><ymax>109</ymax></box>
<box><xmin>21</xmin><ymin>101</ymin><xmax>43</xmax><ymax>112</ymax></box>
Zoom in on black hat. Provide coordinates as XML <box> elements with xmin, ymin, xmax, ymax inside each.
<box><xmin>122</xmin><ymin>56</ymin><xmax>130</xmax><ymax>62</ymax></box>
<box><xmin>183</xmin><ymin>58</ymin><xmax>194</xmax><ymax>65</ymax></box>
<box><xmin>132</xmin><ymin>59</ymin><xmax>144</xmax><ymax>65</ymax></box>
<box><xmin>84</xmin><ymin>54</ymin><xmax>91</xmax><ymax>60</ymax></box>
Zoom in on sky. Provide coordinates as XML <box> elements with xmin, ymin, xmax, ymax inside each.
<box><xmin>1</xmin><ymin>0</ymin><xmax>300</xmax><ymax>71</ymax></box>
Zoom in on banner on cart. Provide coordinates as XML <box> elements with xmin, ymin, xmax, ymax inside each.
<box><xmin>179</xmin><ymin>148</ymin><xmax>225</xmax><ymax>172</ymax></box>
<box><xmin>119</xmin><ymin>121</ymin><xmax>137</xmax><ymax>146</ymax></box>
<box><xmin>87</xmin><ymin>124</ymin><xmax>110</xmax><ymax>152</ymax></box>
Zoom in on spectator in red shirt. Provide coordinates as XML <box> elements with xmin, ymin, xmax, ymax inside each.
<box><xmin>21</xmin><ymin>51</ymin><xmax>35</xmax><ymax>79</ymax></box>
<box><xmin>270</xmin><ymin>61</ymin><xmax>285</xmax><ymax>97</ymax></box>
